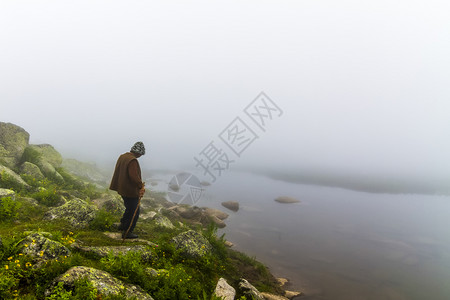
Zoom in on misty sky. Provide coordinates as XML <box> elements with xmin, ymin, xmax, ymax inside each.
<box><xmin>1</xmin><ymin>1</ymin><xmax>449</xmax><ymax>181</ymax></box>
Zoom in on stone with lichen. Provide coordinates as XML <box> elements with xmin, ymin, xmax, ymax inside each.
<box><xmin>45</xmin><ymin>266</ymin><xmax>153</xmax><ymax>299</ymax></box>
<box><xmin>44</xmin><ymin>198</ymin><xmax>97</xmax><ymax>228</ymax></box>
<box><xmin>20</xmin><ymin>161</ymin><xmax>45</xmax><ymax>180</ymax></box>
<box><xmin>154</xmin><ymin>215</ymin><xmax>175</xmax><ymax>229</ymax></box>
<box><xmin>18</xmin><ymin>232</ymin><xmax>70</xmax><ymax>260</ymax></box>
<box><xmin>73</xmin><ymin>244</ymin><xmax>154</xmax><ymax>262</ymax></box>
<box><xmin>0</xmin><ymin>188</ymin><xmax>15</xmax><ymax>200</ymax></box>
<box><xmin>170</xmin><ymin>230</ymin><xmax>212</xmax><ymax>258</ymax></box>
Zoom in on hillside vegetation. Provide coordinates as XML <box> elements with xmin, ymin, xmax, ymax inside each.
<box><xmin>0</xmin><ymin>122</ymin><xmax>288</xmax><ymax>300</ymax></box>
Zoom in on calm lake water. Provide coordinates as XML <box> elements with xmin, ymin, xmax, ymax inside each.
<box><xmin>149</xmin><ymin>171</ymin><xmax>450</xmax><ymax>300</ymax></box>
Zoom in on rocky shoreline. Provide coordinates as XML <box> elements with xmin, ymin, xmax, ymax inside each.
<box><xmin>0</xmin><ymin>121</ymin><xmax>302</xmax><ymax>299</ymax></box>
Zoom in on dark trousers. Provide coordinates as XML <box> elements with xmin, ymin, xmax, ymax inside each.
<box><xmin>120</xmin><ymin>196</ymin><xmax>140</xmax><ymax>233</ymax></box>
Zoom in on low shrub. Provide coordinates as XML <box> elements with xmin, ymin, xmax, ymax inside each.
<box><xmin>89</xmin><ymin>209</ymin><xmax>117</xmax><ymax>231</ymax></box>
<box><xmin>0</xmin><ymin>196</ymin><xmax>22</xmax><ymax>221</ymax></box>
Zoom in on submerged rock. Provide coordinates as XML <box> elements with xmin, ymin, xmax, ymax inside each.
<box><xmin>171</xmin><ymin>230</ymin><xmax>212</xmax><ymax>258</ymax></box>
<box><xmin>274</xmin><ymin>196</ymin><xmax>300</xmax><ymax>204</ymax></box>
<box><xmin>214</xmin><ymin>278</ymin><xmax>236</xmax><ymax>300</ymax></box>
<box><xmin>276</xmin><ymin>277</ymin><xmax>288</xmax><ymax>287</ymax></box>
<box><xmin>203</xmin><ymin>207</ymin><xmax>229</xmax><ymax>220</ymax></box>
<box><xmin>221</xmin><ymin>201</ymin><xmax>240</xmax><ymax>212</ymax></box>
<box><xmin>45</xmin><ymin>266</ymin><xmax>153</xmax><ymax>299</ymax></box>
<box><xmin>261</xmin><ymin>292</ymin><xmax>289</xmax><ymax>300</ymax></box>
<box><xmin>168</xmin><ymin>205</ymin><xmax>228</xmax><ymax>228</ymax></box>
<box><xmin>285</xmin><ymin>290</ymin><xmax>302</xmax><ymax>298</ymax></box>
<box><xmin>44</xmin><ymin>198</ymin><xmax>97</xmax><ymax>228</ymax></box>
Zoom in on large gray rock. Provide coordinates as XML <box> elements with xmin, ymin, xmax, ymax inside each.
<box><xmin>0</xmin><ymin>165</ymin><xmax>31</xmax><ymax>190</ymax></box>
<box><xmin>20</xmin><ymin>161</ymin><xmax>45</xmax><ymax>180</ymax></box>
<box><xmin>239</xmin><ymin>279</ymin><xmax>264</xmax><ymax>300</ymax></box>
<box><xmin>0</xmin><ymin>122</ymin><xmax>30</xmax><ymax>168</ymax></box>
<box><xmin>18</xmin><ymin>232</ymin><xmax>70</xmax><ymax>260</ymax></box>
<box><xmin>171</xmin><ymin>230</ymin><xmax>212</xmax><ymax>258</ymax></box>
<box><xmin>45</xmin><ymin>266</ymin><xmax>153</xmax><ymax>299</ymax></box>
<box><xmin>214</xmin><ymin>278</ymin><xmax>236</xmax><ymax>300</ymax></box>
<box><xmin>44</xmin><ymin>198</ymin><xmax>97</xmax><ymax>228</ymax></box>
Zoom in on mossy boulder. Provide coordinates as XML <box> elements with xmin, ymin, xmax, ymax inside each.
<box><xmin>73</xmin><ymin>245</ymin><xmax>154</xmax><ymax>262</ymax></box>
<box><xmin>45</xmin><ymin>266</ymin><xmax>154</xmax><ymax>299</ymax></box>
<box><xmin>28</xmin><ymin>144</ymin><xmax>62</xmax><ymax>168</ymax></box>
<box><xmin>92</xmin><ymin>193</ymin><xmax>125</xmax><ymax>214</ymax></box>
<box><xmin>20</xmin><ymin>162</ymin><xmax>45</xmax><ymax>180</ymax></box>
<box><xmin>18</xmin><ymin>232</ymin><xmax>70</xmax><ymax>260</ymax></box>
<box><xmin>171</xmin><ymin>230</ymin><xmax>212</xmax><ymax>258</ymax></box>
<box><xmin>0</xmin><ymin>188</ymin><xmax>15</xmax><ymax>200</ymax></box>
<box><xmin>0</xmin><ymin>122</ymin><xmax>30</xmax><ymax>168</ymax></box>
<box><xmin>37</xmin><ymin>160</ymin><xmax>64</xmax><ymax>183</ymax></box>
<box><xmin>44</xmin><ymin>198</ymin><xmax>97</xmax><ymax>228</ymax></box>
<box><xmin>0</xmin><ymin>165</ymin><xmax>31</xmax><ymax>191</ymax></box>
<box><xmin>154</xmin><ymin>215</ymin><xmax>175</xmax><ymax>229</ymax></box>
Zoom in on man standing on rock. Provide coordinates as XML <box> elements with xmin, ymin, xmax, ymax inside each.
<box><xmin>109</xmin><ymin>142</ymin><xmax>146</xmax><ymax>239</ymax></box>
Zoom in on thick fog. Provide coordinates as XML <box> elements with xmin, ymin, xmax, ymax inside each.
<box><xmin>1</xmin><ymin>1</ymin><xmax>449</xmax><ymax>187</ymax></box>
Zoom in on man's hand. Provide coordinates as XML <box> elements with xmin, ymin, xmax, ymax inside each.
<box><xmin>139</xmin><ymin>185</ymin><xmax>146</xmax><ymax>198</ymax></box>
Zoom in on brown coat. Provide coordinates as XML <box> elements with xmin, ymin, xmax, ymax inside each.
<box><xmin>109</xmin><ymin>152</ymin><xmax>144</xmax><ymax>198</ymax></box>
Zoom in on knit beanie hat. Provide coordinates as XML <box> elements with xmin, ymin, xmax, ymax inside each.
<box><xmin>131</xmin><ymin>142</ymin><xmax>145</xmax><ymax>155</ymax></box>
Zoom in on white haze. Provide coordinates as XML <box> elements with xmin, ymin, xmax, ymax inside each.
<box><xmin>1</xmin><ymin>0</ymin><xmax>449</xmax><ymax>186</ymax></box>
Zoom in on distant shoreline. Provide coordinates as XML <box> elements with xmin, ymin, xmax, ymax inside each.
<box><xmin>235</xmin><ymin>168</ymin><xmax>450</xmax><ymax>196</ymax></box>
